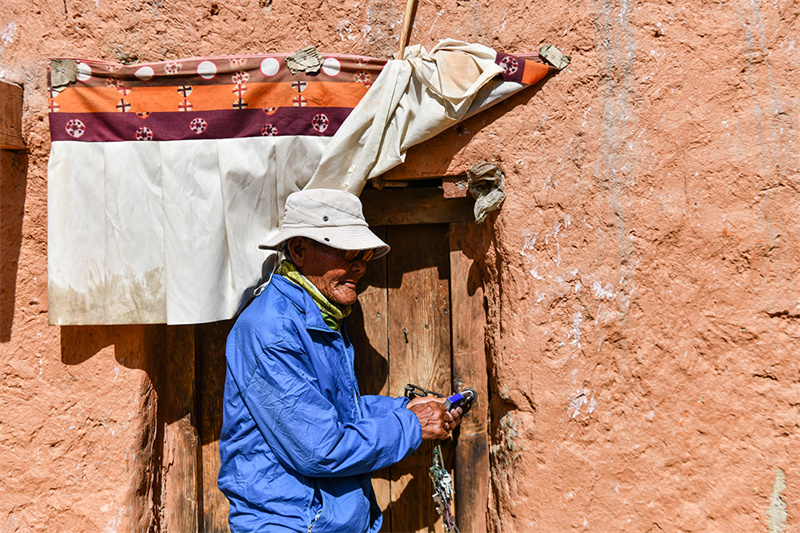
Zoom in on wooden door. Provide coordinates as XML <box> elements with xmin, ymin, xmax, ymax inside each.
<box><xmin>351</xmin><ymin>224</ymin><xmax>455</xmax><ymax>533</ymax></box>
<box><xmin>188</xmin><ymin>190</ymin><xmax>489</xmax><ymax>533</ymax></box>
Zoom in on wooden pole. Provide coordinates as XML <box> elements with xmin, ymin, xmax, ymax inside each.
<box><xmin>396</xmin><ymin>0</ymin><xmax>419</xmax><ymax>59</ymax></box>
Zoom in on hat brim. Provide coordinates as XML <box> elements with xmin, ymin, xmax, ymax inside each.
<box><xmin>259</xmin><ymin>225</ymin><xmax>390</xmax><ymax>259</ymax></box>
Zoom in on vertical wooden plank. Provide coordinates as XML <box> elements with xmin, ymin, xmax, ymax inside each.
<box><xmin>351</xmin><ymin>226</ymin><xmax>393</xmax><ymax>529</ymax></box>
<box><xmin>352</xmin><ymin>226</ymin><xmax>390</xmax><ymax>398</ymax></box>
<box><xmin>449</xmin><ymin>223</ymin><xmax>490</xmax><ymax>533</ymax></box>
<box><xmin>196</xmin><ymin>320</ymin><xmax>235</xmax><ymax>533</ymax></box>
<box><xmin>0</xmin><ymin>148</ymin><xmax>27</xmax><ymax>341</ymax></box>
<box><xmin>0</xmin><ymin>81</ymin><xmax>25</xmax><ymax>150</ymax></box>
<box><xmin>160</xmin><ymin>325</ymin><xmax>200</xmax><ymax>533</ymax></box>
<box><xmin>162</xmin><ymin>419</ymin><xmax>200</xmax><ymax>533</ymax></box>
<box><xmin>387</xmin><ymin>224</ymin><xmax>452</xmax><ymax>533</ymax></box>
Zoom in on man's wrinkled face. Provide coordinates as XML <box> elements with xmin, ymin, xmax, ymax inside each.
<box><xmin>287</xmin><ymin>237</ymin><xmax>368</xmax><ymax>306</ymax></box>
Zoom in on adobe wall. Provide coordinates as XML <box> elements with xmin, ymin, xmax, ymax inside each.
<box><xmin>1</xmin><ymin>0</ymin><xmax>798</xmax><ymax>532</ymax></box>
<box><xmin>474</xmin><ymin>2</ymin><xmax>800</xmax><ymax>531</ymax></box>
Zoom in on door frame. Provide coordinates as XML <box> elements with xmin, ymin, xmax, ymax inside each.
<box><xmin>156</xmin><ymin>184</ymin><xmax>490</xmax><ymax>533</ymax></box>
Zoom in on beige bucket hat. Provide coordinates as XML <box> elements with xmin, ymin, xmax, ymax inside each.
<box><xmin>259</xmin><ymin>189</ymin><xmax>390</xmax><ymax>259</ymax></box>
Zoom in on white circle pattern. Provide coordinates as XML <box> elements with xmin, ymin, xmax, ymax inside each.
<box><xmin>197</xmin><ymin>61</ymin><xmax>218</xmax><ymax>80</ymax></box>
<box><xmin>321</xmin><ymin>57</ymin><xmax>341</xmax><ymax>77</ymax></box>
<box><xmin>135</xmin><ymin>66</ymin><xmax>155</xmax><ymax>81</ymax></box>
<box><xmin>260</xmin><ymin>58</ymin><xmax>280</xmax><ymax>77</ymax></box>
<box><xmin>77</xmin><ymin>62</ymin><xmax>93</xmax><ymax>82</ymax></box>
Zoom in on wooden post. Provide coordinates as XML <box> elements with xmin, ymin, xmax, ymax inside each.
<box><xmin>160</xmin><ymin>325</ymin><xmax>200</xmax><ymax>533</ymax></box>
<box><xmin>449</xmin><ymin>223</ymin><xmax>489</xmax><ymax>533</ymax></box>
<box><xmin>0</xmin><ymin>80</ymin><xmax>25</xmax><ymax>150</ymax></box>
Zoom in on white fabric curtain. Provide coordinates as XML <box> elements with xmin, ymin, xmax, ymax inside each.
<box><xmin>307</xmin><ymin>39</ymin><xmax>513</xmax><ymax>192</ymax></box>
<box><xmin>49</xmin><ymin>136</ymin><xmax>326</xmax><ymax>324</ymax></box>
<box><xmin>48</xmin><ymin>41</ymin><xmax>532</xmax><ymax>325</ymax></box>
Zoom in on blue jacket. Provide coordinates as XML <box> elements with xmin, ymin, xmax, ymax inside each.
<box><xmin>218</xmin><ymin>275</ymin><xmax>423</xmax><ymax>532</ymax></box>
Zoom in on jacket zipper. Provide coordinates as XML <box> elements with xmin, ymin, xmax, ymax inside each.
<box><xmin>307</xmin><ymin>507</ymin><xmax>323</xmax><ymax>533</ymax></box>
<box><xmin>323</xmin><ymin>325</ymin><xmax>362</xmax><ymax>420</ymax></box>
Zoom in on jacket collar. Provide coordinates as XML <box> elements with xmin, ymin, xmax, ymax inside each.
<box><xmin>271</xmin><ymin>274</ymin><xmax>338</xmax><ymax>333</ymax></box>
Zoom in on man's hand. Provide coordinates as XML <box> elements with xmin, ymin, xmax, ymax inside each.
<box><xmin>407</xmin><ymin>397</ymin><xmax>463</xmax><ymax>440</ymax></box>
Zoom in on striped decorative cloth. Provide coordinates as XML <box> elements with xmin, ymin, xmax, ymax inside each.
<box><xmin>48</xmin><ymin>54</ymin><xmax>389</xmax><ymax>142</ymax></box>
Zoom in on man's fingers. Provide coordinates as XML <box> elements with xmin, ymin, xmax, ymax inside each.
<box><xmin>409</xmin><ymin>396</ymin><xmax>470</xmax><ymax>439</ymax></box>
<box><xmin>407</xmin><ymin>396</ymin><xmax>447</xmax><ymax>410</ymax></box>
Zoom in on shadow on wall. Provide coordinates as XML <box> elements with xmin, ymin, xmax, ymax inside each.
<box><xmin>60</xmin><ymin>324</ymin><xmax>166</xmax><ymax>530</ymax></box>
<box><xmin>59</xmin><ymin>322</ymin><xmax>229</xmax><ymax>531</ymax></box>
<box><xmin>0</xmin><ymin>149</ymin><xmax>28</xmax><ymax>342</ymax></box>
<box><xmin>59</xmin><ymin>322</ymin><xmax>224</xmax><ymax>431</ymax></box>
<box><xmin>60</xmin><ymin>324</ymin><xmax>163</xmax><ymax>377</ymax></box>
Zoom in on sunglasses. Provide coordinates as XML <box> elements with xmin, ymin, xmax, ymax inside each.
<box><xmin>342</xmin><ymin>248</ymin><xmax>376</xmax><ymax>262</ymax></box>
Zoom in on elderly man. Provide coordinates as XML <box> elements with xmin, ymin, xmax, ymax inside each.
<box><xmin>218</xmin><ymin>189</ymin><xmax>462</xmax><ymax>533</ymax></box>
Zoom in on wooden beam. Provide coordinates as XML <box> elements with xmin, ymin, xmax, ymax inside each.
<box><xmin>361</xmin><ymin>187</ymin><xmax>474</xmax><ymax>226</ymax></box>
<box><xmin>449</xmin><ymin>223</ymin><xmax>489</xmax><ymax>533</ymax></box>
<box><xmin>442</xmin><ymin>177</ymin><xmax>470</xmax><ymax>199</ymax></box>
<box><xmin>0</xmin><ymin>81</ymin><xmax>24</xmax><ymax>150</ymax></box>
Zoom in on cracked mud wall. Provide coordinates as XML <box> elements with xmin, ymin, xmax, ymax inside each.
<box><xmin>1</xmin><ymin>0</ymin><xmax>798</xmax><ymax>532</ymax></box>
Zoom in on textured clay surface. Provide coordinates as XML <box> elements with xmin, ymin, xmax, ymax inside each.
<box><xmin>1</xmin><ymin>0</ymin><xmax>798</xmax><ymax>531</ymax></box>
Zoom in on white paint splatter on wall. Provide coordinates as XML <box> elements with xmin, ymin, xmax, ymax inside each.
<box><xmin>568</xmin><ymin>389</ymin><xmax>597</xmax><ymax>419</ymax></box>
<box><xmin>2</xmin><ymin>22</ymin><xmax>17</xmax><ymax>45</ymax></box>
<box><xmin>336</xmin><ymin>20</ymin><xmax>358</xmax><ymax>41</ymax></box>
<box><xmin>592</xmin><ymin>280</ymin><xmax>615</xmax><ymax>300</ymax></box>
<box><xmin>521</xmin><ymin>216</ymin><xmax>573</xmax><ymax>280</ymax></box>
<box><xmin>571</xmin><ymin>310</ymin><xmax>583</xmax><ymax>348</ymax></box>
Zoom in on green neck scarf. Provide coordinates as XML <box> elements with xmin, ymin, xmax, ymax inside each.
<box><xmin>277</xmin><ymin>260</ymin><xmax>351</xmax><ymax>330</ymax></box>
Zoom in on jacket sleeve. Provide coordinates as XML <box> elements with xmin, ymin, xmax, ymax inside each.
<box><xmin>359</xmin><ymin>395</ymin><xmax>410</xmax><ymax>419</ymax></box>
<box><xmin>230</xmin><ymin>322</ymin><xmax>422</xmax><ymax>478</ymax></box>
